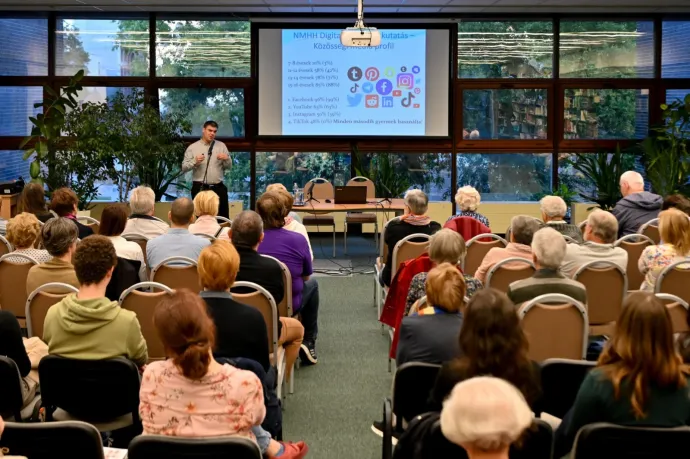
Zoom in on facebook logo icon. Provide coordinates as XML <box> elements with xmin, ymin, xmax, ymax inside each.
<box><xmin>376</xmin><ymin>79</ymin><xmax>393</xmax><ymax>96</ymax></box>
<box><xmin>382</xmin><ymin>96</ymin><xmax>394</xmax><ymax>108</ymax></box>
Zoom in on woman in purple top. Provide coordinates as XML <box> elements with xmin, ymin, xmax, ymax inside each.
<box><xmin>256</xmin><ymin>191</ymin><xmax>320</xmax><ymax>365</ymax></box>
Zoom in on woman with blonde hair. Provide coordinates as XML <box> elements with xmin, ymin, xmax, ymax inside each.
<box><xmin>188</xmin><ymin>190</ymin><xmax>230</xmax><ymax>240</ymax></box>
<box><xmin>555</xmin><ymin>292</ymin><xmax>690</xmax><ymax>456</ymax></box>
<box><xmin>5</xmin><ymin>212</ymin><xmax>51</xmax><ymax>263</ymax></box>
<box><xmin>396</xmin><ymin>263</ymin><xmax>466</xmax><ymax>366</ymax></box>
<box><xmin>266</xmin><ymin>184</ymin><xmax>312</xmax><ymax>260</ymax></box>
<box><xmin>449</xmin><ymin>186</ymin><xmax>490</xmax><ymax>228</ymax></box>
<box><xmin>638</xmin><ymin>208</ymin><xmax>690</xmax><ymax>290</ymax></box>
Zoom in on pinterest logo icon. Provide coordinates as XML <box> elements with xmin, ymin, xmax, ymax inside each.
<box><xmin>365</xmin><ymin>67</ymin><xmax>380</xmax><ymax>81</ymax></box>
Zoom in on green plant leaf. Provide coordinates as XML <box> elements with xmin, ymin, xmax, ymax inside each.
<box><xmin>22</xmin><ymin>148</ymin><xmax>35</xmax><ymax>160</ymax></box>
<box><xmin>45</xmin><ymin>86</ymin><xmax>58</xmax><ymax>98</ymax></box>
<box><xmin>19</xmin><ymin>136</ymin><xmax>32</xmax><ymax>149</ymax></box>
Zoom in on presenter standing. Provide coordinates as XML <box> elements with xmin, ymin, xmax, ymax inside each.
<box><xmin>182</xmin><ymin>120</ymin><xmax>232</xmax><ymax>218</ymax></box>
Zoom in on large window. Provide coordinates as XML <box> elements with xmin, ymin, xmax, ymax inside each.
<box><xmin>559</xmin><ymin>21</ymin><xmax>654</xmax><ymax>78</ymax></box>
<box><xmin>0</xmin><ymin>151</ymin><xmax>30</xmax><ymax>182</ymax></box>
<box><xmin>563</xmin><ymin>89</ymin><xmax>649</xmax><ymax>139</ymax></box>
<box><xmin>156</xmin><ymin>20</ymin><xmax>250</xmax><ymax>77</ymax></box>
<box><xmin>662</xmin><ymin>21</ymin><xmax>690</xmax><ymax>78</ymax></box>
<box><xmin>463</xmin><ymin>89</ymin><xmax>548</xmax><ymax>140</ymax></box>
<box><xmin>666</xmin><ymin>89</ymin><xmax>690</xmax><ymax>104</ymax></box>
<box><xmin>56</xmin><ymin>18</ymin><xmax>149</xmax><ymax>76</ymax></box>
<box><xmin>159</xmin><ymin>88</ymin><xmax>245</xmax><ymax>138</ymax></box>
<box><xmin>255</xmin><ymin>152</ymin><xmax>351</xmax><ymax>196</ymax></box>
<box><xmin>457</xmin><ymin>21</ymin><xmax>553</xmax><ymax>79</ymax></box>
<box><xmin>0</xmin><ymin>18</ymin><xmax>48</xmax><ymax>76</ymax></box>
<box><xmin>0</xmin><ymin>87</ymin><xmax>42</xmax><ymax>136</ymax></box>
<box><xmin>73</xmin><ymin>86</ymin><xmax>140</xmax><ymax>107</ymax></box>
<box><xmin>457</xmin><ymin>153</ymin><xmax>552</xmax><ymax>201</ymax></box>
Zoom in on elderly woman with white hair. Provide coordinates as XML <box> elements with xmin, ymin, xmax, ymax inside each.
<box><xmin>540</xmin><ymin>195</ymin><xmax>583</xmax><ymax>243</ymax></box>
<box><xmin>123</xmin><ymin>185</ymin><xmax>169</xmax><ymax>239</ymax></box>
<box><xmin>440</xmin><ymin>376</ymin><xmax>533</xmax><ymax>459</ymax></box>
<box><xmin>380</xmin><ymin>189</ymin><xmax>441</xmax><ymax>287</ymax></box>
<box><xmin>449</xmin><ymin>186</ymin><xmax>490</xmax><ymax>228</ymax></box>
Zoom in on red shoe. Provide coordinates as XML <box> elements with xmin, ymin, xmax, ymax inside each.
<box><xmin>275</xmin><ymin>441</ymin><xmax>309</xmax><ymax>458</ymax></box>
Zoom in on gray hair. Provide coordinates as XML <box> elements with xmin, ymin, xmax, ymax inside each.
<box><xmin>620</xmin><ymin>170</ymin><xmax>644</xmax><ymax>187</ymax></box>
<box><xmin>429</xmin><ymin>229</ymin><xmax>467</xmax><ymax>264</ymax></box>
<box><xmin>540</xmin><ymin>196</ymin><xmax>567</xmax><ymax>219</ymax></box>
<box><xmin>129</xmin><ymin>186</ymin><xmax>155</xmax><ymax>215</ymax></box>
<box><xmin>42</xmin><ymin>217</ymin><xmax>78</xmax><ymax>257</ymax></box>
<box><xmin>532</xmin><ymin>227</ymin><xmax>567</xmax><ymax>268</ymax></box>
<box><xmin>455</xmin><ymin>186</ymin><xmax>481</xmax><ymax>212</ymax></box>
<box><xmin>231</xmin><ymin>210</ymin><xmax>264</xmax><ymax>248</ymax></box>
<box><xmin>510</xmin><ymin>215</ymin><xmax>540</xmax><ymax>246</ymax></box>
<box><xmin>587</xmin><ymin>209</ymin><xmax>619</xmax><ymax>244</ymax></box>
<box><xmin>404</xmin><ymin>189</ymin><xmax>429</xmax><ymax>215</ymax></box>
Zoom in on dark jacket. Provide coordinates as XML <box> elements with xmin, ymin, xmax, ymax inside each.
<box><xmin>395</xmin><ymin>312</ymin><xmax>463</xmax><ymax>367</ymax></box>
<box><xmin>382</xmin><ymin>219</ymin><xmax>441</xmax><ymax>286</ymax></box>
<box><xmin>105</xmin><ymin>257</ymin><xmax>140</xmax><ymax>302</ymax></box>
<box><xmin>612</xmin><ymin>192</ymin><xmax>663</xmax><ymax>237</ymax></box>
<box><xmin>0</xmin><ymin>311</ymin><xmax>31</xmax><ymax>378</ymax></box>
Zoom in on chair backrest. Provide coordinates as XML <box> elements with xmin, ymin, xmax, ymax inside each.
<box><xmin>638</xmin><ymin>217</ymin><xmax>661</xmax><ymax>244</ymax></box>
<box><xmin>261</xmin><ymin>254</ymin><xmax>293</xmax><ymax>317</ymax></box>
<box><xmin>128</xmin><ymin>434</ymin><xmax>262</xmax><ymax>459</ymax></box>
<box><xmin>656</xmin><ymin>293</ymin><xmax>690</xmax><ymax>334</ymax></box>
<box><xmin>563</xmin><ymin>235</ymin><xmax>578</xmax><ymax>244</ymax></box>
<box><xmin>485</xmin><ymin>257</ymin><xmax>536</xmax><ymax>293</ymax></box>
<box><xmin>0</xmin><ymin>253</ymin><xmax>38</xmax><ymax>320</ymax></box>
<box><xmin>463</xmin><ymin>233</ymin><xmax>507</xmax><ymax>275</ymax></box>
<box><xmin>0</xmin><ymin>356</ymin><xmax>25</xmax><ymax>421</ymax></box>
<box><xmin>391</xmin><ymin>233</ymin><xmax>431</xmax><ymax>280</ymax></box>
<box><xmin>123</xmin><ymin>233</ymin><xmax>149</xmax><ymax>266</ymax></box>
<box><xmin>151</xmin><ymin>256</ymin><xmax>200</xmax><ymax>293</ymax></box>
<box><xmin>572</xmin><ymin>261</ymin><xmax>627</xmax><ymax>326</ymax></box>
<box><xmin>391</xmin><ymin>362</ymin><xmax>442</xmax><ymax>429</ymax></box>
<box><xmin>306</xmin><ymin>177</ymin><xmax>334</xmax><ymax>199</ymax></box>
<box><xmin>216</xmin><ymin>216</ymin><xmax>233</xmax><ymax>229</ymax></box>
<box><xmin>380</xmin><ymin>218</ymin><xmax>395</xmax><ymax>261</ymax></box>
<box><xmin>230</xmin><ymin>281</ymin><xmax>279</xmax><ymax>356</ymax></box>
<box><xmin>579</xmin><ymin>219</ymin><xmax>587</xmax><ymax>232</ymax></box>
<box><xmin>119</xmin><ymin>282</ymin><xmax>175</xmax><ymax>361</ymax></box>
<box><xmin>77</xmin><ymin>216</ymin><xmax>100</xmax><ymax>235</ymax></box>
<box><xmin>539</xmin><ymin>358</ymin><xmax>596</xmax><ymax>419</ymax></box>
<box><xmin>347</xmin><ymin>176</ymin><xmax>376</xmax><ymax>199</ymax></box>
<box><xmin>26</xmin><ymin>282</ymin><xmax>79</xmax><ymax>338</ymax></box>
<box><xmin>194</xmin><ymin>233</ymin><xmax>217</xmax><ymax>241</ymax></box>
<box><xmin>614</xmin><ymin>234</ymin><xmax>654</xmax><ymax>290</ymax></box>
<box><xmin>519</xmin><ymin>294</ymin><xmax>589</xmax><ymax>361</ymax></box>
<box><xmin>655</xmin><ymin>259</ymin><xmax>690</xmax><ymax>304</ymax></box>
<box><xmin>0</xmin><ymin>420</ymin><xmax>105</xmax><ymax>459</ymax></box>
<box><xmin>39</xmin><ymin>355</ymin><xmax>141</xmax><ymax>422</ymax></box>
<box><xmin>571</xmin><ymin>423</ymin><xmax>690</xmax><ymax>459</ymax></box>
<box><xmin>0</xmin><ymin>234</ymin><xmax>12</xmax><ymax>255</ymax></box>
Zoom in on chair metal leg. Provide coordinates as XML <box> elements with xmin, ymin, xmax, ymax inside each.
<box><xmin>374</xmin><ymin>221</ymin><xmax>379</xmax><ymax>254</ymax></box>
<box><xmin>344</xmin><ymin>221</ymin><xmax>348</xmax><ymax>255</ymax></box>
<box><xmin>332</xmin><ymin>226</ymin><xmax>336</xmax><ymax>258</ymax></box>
<box><xmin>289</xmin><ymin>364</ymin><xmax>295</xmax><ymax>394</ymax></box>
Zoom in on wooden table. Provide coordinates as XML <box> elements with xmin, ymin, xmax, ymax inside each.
<box><xmin>292</xmin><ymin>198</ymin><xmax>406</xmax><ymax>215</ymax></box>
<box><xmin>0</xmin><ymin>193</ymin><xmax>19</xmax><ymax>220</ymax></box>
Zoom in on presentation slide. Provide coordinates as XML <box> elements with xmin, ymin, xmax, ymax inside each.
<box><xmin>258</xmin><ymin>28</ymin><xmax>450</xmax><ymax>137</ymax></box>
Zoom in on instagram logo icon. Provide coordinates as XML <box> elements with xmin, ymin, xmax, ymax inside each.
<box><xmin>397</xmin><ymin>73</ymin><xmax>414</xmax><ymax>90</ymax></box>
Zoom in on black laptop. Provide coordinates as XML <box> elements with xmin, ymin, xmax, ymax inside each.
<box><xmin>334</xmin><ymin>186</ymin><xmax>368</xmax><ymax>204</ymax></box>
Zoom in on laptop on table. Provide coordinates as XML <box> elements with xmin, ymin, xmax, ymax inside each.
<box><xmin>334</xmin><ymin>186</ymin><xmax>368</xmax><ymax>204</ymax></box>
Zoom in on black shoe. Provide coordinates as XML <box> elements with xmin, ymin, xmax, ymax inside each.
<box><xmin>299</xmin><ymin>342</ymin><xmax>318</xmax><ymax>365</ymax></box>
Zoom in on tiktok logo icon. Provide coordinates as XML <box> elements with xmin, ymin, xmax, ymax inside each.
<box><xmin>347</xmin><ymin>66</ymin><xmax>362</xmax><ymax>81</ymax></box>
<box><xmin>402</xmin><ymin>92</ymin><xmax>416</xmax><ymax>108</ymax></box>
<box><xmin>350</xmin><ymin>83</ymin><xmax>359</xmax><ymax>93</ymax></box>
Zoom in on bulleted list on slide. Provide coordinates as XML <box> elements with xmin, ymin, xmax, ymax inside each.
<box><xmin>281</xmin><ymin>29</ymin><xmax>427</xmax><ymax>136</ymax></box>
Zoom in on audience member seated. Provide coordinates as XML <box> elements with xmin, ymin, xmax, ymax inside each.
<box><xmin>256</xmin><ymin>192</ymin><xmax>320</xmax><ymax>365</ymax></box>
<box><xmin>560</xmin><ymin>209</ymin><xmax>628</xmax><ymax>277</ymax></box>
<box><xmin>188</xmin><ymin>190</ymin><xmax>230</xmax><ymax>241</ymax></box>
<box><xmin>554</xmin><ymin>292</ymin><xmax>690</xmax><ymax>457</ymax></box>
<box><xmin>474</xmin><ymin>215</ymin><xmax>540</xmax><ymax>284</ymax></box>
<box><xmin>662</xmin><ymin>194</ymin><xmax>690</xmax><ymax>215</ymax></box>
<box><xmin>99</xmin><ymin>203</ymin><xmax>147</xmax><ymax>281</ymax></box>
<box><xmin>266</xmin><ymin>184</ymin><xmax>313</xmax><ymax>260</ymax></box>
<box><xmin>43</xmin><ymin>236</ymin><xmax>148</xmax><ymax>367</ymax></box>
<box><xmin>140</xmin><ymin>290</ymin><xmax>307</xmax><ymax>459</ymax></box>
<box><xmin>397</xmin><ymin>263</ymin><xmax>466</xmax><ymax>366</ymax></box>
<box><xmin>639</xmin><ymin>208</ymin><xmax>690</xmax><ymax>291</ymax></box>
<box><xmin>266</xmin><ymin>183</ymin><xmax>303</xmax><ymax>224</ymax></box>
<box><xmin>539</xmin><ymin>195</ymin><xmax>582</xmax><ymax>243</ymax></box>
<box><xmin>381</xmin><ymin>189</ymin><xmax>441</xmax><ymax>287</ymax></box>
<box><xmin>429</xmin><ymin>288</ymin><xmax>541</xmax><ymax>412</ymax></box>
<box><xmin>612</xmin><ymin>171</ymin><xmax>663</xmax><ymax>237</ymax></box>
<box><xmin>123</xmin><ymin>185</ymin><xmax>169</xmax><ymax>238</ymax></box>
<box><xmin>0</xmin><ymin>311</ymin><xmax>39</xmax><ymax>408</ymax></box>
<box><xmin>230</xmin><ymin>210</ymin><xmax>305</xmax><ymax>379</ymax></box>
<box><xmin>18</xmin><ymin>182</ymin><xmax>54</xmax><ymax>223</ymax></box>
<box><xmin>4</xmin><ymin>213</ymin><xmax>51</xmax><ymax>263</ymax></box>
<box><xmin>48</xmin><ymin>187</ymin><xmax>93</xmax><ymax>240</ymax></box>
<box><xmin>440</xmin><ymin>377</ymin><xmax>533</xmax><ymax>459</ymax></box>
<box><xmin>26</xmin><ymin>218</ymin><xmax>79</xmax><ymax>294</ymax></box>
<box><xmin>146</xmin><ymin>197</ymin><xmax>210</xmax><ymax>269</ymax></box>
<box><xmin>405</xmin><ymin>229</ymin><xmax>482</xmax><ymax>316</ymax></box>
<box><xmin>507</xmin><ymin>227</ymin><xmax>587</xmax><ymax>305</ymax></box>
<box><xmin>448</xmin><ymin>186</ymin><xmax>490</xmax><ymax>228</ymax></box>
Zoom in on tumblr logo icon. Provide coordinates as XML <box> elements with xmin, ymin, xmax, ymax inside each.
<box><xmin>397</xmin><ymin>73</ymin><xmax>414</xmax><ymax>90</ymax></box>
<box><xmin>376</xmin><ymin>79</ymin><xmax>392</xmax><ymax>96</ymax></box>
<box><xmin>362</xmin><ymin>82</ymin><xmax>374</xmax><ymax>94</ymax></box>
<box><xmin>365</xmin><ymin>67</ymin><xmax>380</xmax><ymax>81</ymax></box>
<box><xmin>347</xmin><ymin>66</ymin><xmax>362</xmax><ymax>81</ymax></box>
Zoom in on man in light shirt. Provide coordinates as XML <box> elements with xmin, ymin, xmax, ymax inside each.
<box><xmin>123</xmin><ymin>186</ymin><xmax>169</xmax><ymax>239</ymax></box>
<box><xmin>181</xmin><ymin>120</ymin><xmax>232</xmax><ymax>218</ymax></box>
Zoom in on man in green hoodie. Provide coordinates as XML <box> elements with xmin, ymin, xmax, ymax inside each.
<box><xmin>43</xmin><ymin>235</ymin><xmax>148</xmax><ymax>367</ymax></box>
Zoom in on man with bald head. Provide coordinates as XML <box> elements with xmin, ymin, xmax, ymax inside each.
<box><xmin>612</xmin><ymin>171</ymin><xmax>662</xmax><ymax>237</ymax></box>
<box><xmin>146</xmin><ymin>197</ymin><xmax>210</xmax><ymax>268</ymax></box>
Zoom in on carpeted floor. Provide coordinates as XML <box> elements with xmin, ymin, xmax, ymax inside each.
<box><xmin>281</xmin><ymin>273</ymin><xmax>392</xmax><ymax>459</ymax></box>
